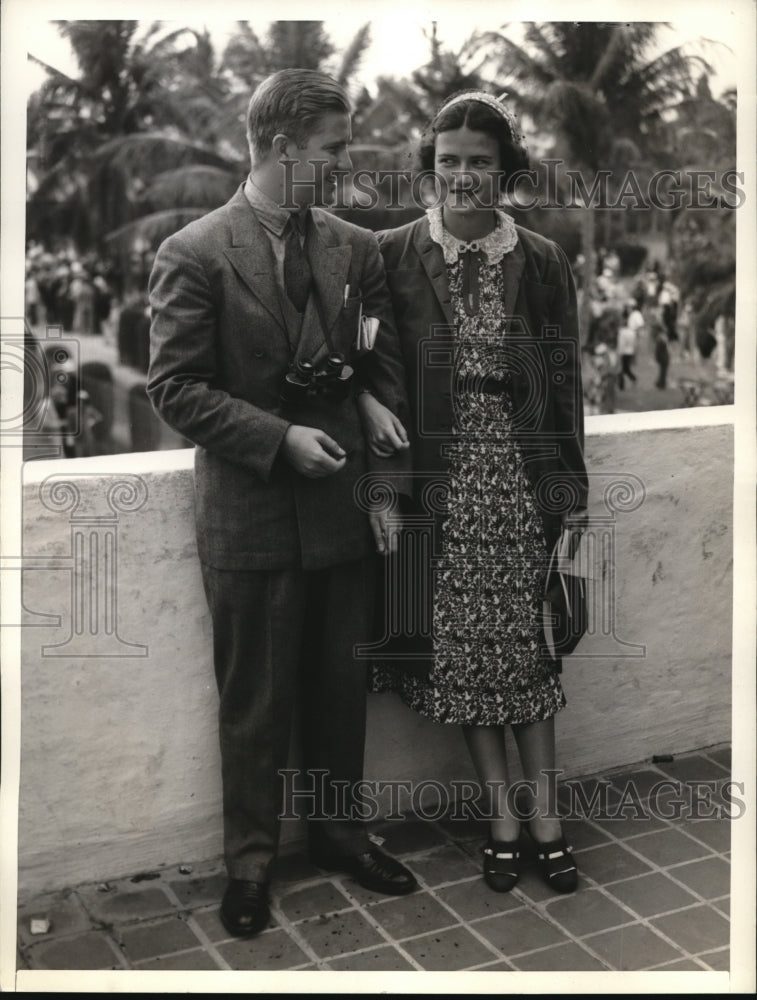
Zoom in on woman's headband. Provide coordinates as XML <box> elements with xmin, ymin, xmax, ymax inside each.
<box><xmin>436</xmin><ymin>90</ymin><xmax>527</xmax><ymax>153</ymax></box>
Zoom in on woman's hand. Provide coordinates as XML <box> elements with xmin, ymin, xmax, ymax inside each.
<box><xmin>356</xmin><ymin>391</ymin><xmax>410</xmax><ymax>457</ymax></box>
<box><xmin>369</xmin><ymin>504</ymin><xmax>402</xmax><ymax>556</ymax></box>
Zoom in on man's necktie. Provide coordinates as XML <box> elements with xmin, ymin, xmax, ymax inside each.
<box><xmin>283</xmin><ymin>212</ymin><xmax>312</xmax><ymax>313</ymax></box>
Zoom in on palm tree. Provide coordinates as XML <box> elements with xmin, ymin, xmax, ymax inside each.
<box><xmin>469</xmin><ymin>22</ymin><xmax>711</xmax><ymax>332</ymax></box>
<box><xmin>27</xmin><ymin>19</ymin><xmax>373</xmax><ymax>269</ymax></box>
<box><xmin>358</xmin><ymin>23</ymin><xmax>490</xmax><ymax>147</ymax></box>
<box><xmin>666</xmin><ymin>78</ymin><xmax>736</xmax><ymax>343</ymax></box>
<box><xmin>27</xmin><ymin>21</ymin><xmax>235</xmax><ymax>260</ymax></box>
<box><xmin>222</xmin><ymin>19</ymin><xmax>370</xmax><ymax>95</ymax></box>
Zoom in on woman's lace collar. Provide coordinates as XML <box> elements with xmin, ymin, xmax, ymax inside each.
<box><xmin>427</xmin><ymin>205</ymin><xmax>518</xmax><ymax>265</ymax></box>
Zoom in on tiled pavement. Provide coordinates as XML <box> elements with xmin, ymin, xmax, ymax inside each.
<box><xmin>17</xmin><ymin>744</ymin><xmax>733</xmax><ymax>974</ymax></box>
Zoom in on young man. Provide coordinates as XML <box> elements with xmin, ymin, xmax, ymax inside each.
<box><xmin>148</xmin><ymin>69</ymin><xmax>414</xmax><ymax>938</ymax></box>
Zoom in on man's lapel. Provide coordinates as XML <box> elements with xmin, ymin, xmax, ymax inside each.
<box><xmin>224</xmin><ymin>188</ymin><xmax>287</xmax><ymax>332</ymax></box>
<box><xmin>296</xmin><ymin>210</ymin><xmax>352</xmax><ymax>364</ymax></box>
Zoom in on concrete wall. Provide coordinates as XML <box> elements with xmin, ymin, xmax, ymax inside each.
<box><xmin>16</xmin><ymin>411</ymin><xmax>734</xmax><ymax>895</ymax></box>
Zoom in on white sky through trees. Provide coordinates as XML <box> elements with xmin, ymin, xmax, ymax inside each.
<box><xmin>25</xmin><ymin>14</ymin><xmax>738</xmax><ymax>102</ymax></box>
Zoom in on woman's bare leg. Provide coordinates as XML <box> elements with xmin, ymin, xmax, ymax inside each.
<box><xmin>511</xmin><ymin>716</ymin><xmax>563</xmax><ymax>842</ymax></box>
<box><xmin>462</xmin><ymin>724</ymin><xmax>520</xmax><ymax>841</ymax></box>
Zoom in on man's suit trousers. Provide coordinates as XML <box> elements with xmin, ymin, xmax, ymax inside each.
<box><xmin>200</xmin><ymin>556</ymin><xmax>374</xmax><ymax>883</ymax></box>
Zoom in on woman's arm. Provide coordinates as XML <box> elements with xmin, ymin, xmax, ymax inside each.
<box><xmin>356</xmin><ymin>389</ymin><xmax>410</xmax><ymax>457</ymax></box>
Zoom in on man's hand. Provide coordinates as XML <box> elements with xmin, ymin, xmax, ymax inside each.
<box><xmin>369</xmin><ymin>504</ymin><xmax>401</xmax><ymax>556</ymax></box>
<box><xmin>356</xmin><ymin>392</ymin><xmax>410</xmax><ymax>457</ymax></box>
<box><xmin>280</xmin><ymin>425</ymin><xmax>347</xmax><ymax>478</ymax></box>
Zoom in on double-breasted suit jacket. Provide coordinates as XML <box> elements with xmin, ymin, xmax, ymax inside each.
<box><xmin>147</xmin><ymin>185</ymin><xmax>410</xmax><ymax>571</ymax></box>
<box><xmin>377</xmin><ymin>214</ymin><xmax>588</xmax><ymax>550</ymax></box>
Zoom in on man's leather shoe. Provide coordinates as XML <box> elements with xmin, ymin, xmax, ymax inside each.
<box><xmin>220</xmin><ymin>879</ymin><xmax>270</xmax><ymax>937</ymax></box>
<box><xmin>311</xmin><ymin>844</ymin><xmax>417</xmax><ymax>895</ymax></box>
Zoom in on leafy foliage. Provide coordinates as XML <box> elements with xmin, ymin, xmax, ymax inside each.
<box><xmin>27</xmin><ymin>19</ymin><xmax>371</xmax><ymax>258</ymax></box>
<box><xmin>465</xmin><ymin>22</ymin><xmax>728</xmax><ymax>331</ymax></box>
<box><xmin>27</xmin><ymin>16</ymin><xmax>735</xmax><ymax>324</ymax></box>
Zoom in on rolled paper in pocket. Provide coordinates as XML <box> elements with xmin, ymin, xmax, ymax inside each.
<box><xmin>358</xmin><ymin>316</ymin><xmax>380</xmax><ymax>352</ymax></box>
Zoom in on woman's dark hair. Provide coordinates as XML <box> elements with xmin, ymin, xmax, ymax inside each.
<box><xmin>246</xmin><ymin>69</ymin><xmax>350</xmax><ymax>158</ymax></box>
<box><xmin>417</xmin><ymin>95</ymin><xmax>529</xmax><ymax>189</ymax></box>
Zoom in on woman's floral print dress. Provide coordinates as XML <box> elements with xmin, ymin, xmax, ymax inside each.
<box><xmin>370</xmin><ymin>208</ymin><xmax>566</xmax><ymax>725</ymax></box>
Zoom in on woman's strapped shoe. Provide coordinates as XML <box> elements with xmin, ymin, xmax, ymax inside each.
<box><xmin>533</xmin><ymin>835</ymin><xmax>578</xmax><ymax>893</ymax></box>
<box><xmin>482</xmin><ymin>838</ymin><xmax>521</xmax><ymax>893</ymax></box>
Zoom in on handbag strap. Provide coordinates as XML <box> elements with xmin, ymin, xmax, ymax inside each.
<box><xmin>548</xmin><ymin>531</ymin><xmax>588</xmax><ymax>619</ymax></box>
<box><xmin>546</xmin><ymin>535</ymin><xmax>571</xmax><ymax>617</ymax></box>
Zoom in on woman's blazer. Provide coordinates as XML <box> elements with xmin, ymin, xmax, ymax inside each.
<box><xmin>377</xmin><ymin>214</ymin><xmax>588</xmax><ymax>549</ymax></box>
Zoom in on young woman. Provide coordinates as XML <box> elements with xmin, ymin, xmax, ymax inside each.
<box><xmin>359</xmin><ymin>92</ymin><xmax>589</xmax><ymax>894</ymax></box>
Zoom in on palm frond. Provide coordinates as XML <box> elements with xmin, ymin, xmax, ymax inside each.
<box><xmin>636</xmin><ymin>46</ymin><xmax>711</xmax><ymax>94</ymax></box>
<box><xmin>337</xmin><ymin>23</ymin><xmax>372</xmax><ymax>87</ymax></box>
<box><xmin>27</xmin><ymin>53</ymin><xmax>81</xmax><ymax>86</ymax></box>
<box><xmin>588</xmin><ymin>24</ymin><xmax>627</xmax><ymax>91</ymax></box>
<box><xmin>522</xmin><ymin>23</ymin><xmax>564</xmax><ymax>77</ymax></box>
<box><xmin>486</xmin><ymin>33</ymin><xmax>557</xmax><ymax>88</ymax></box>
<box><xmin>92</xmin><ymin>132</ymin><xmax>239</xmax><ymax>173</ymax></box>
<box><xmin>140</xmin><ymin>26</ymin><xmax>198</xmax><ymax>60</ymax></box>
<box><xmin>104</xmin><ymin>208</ymin><xmax>212</xmax><ymax>251</ymax></box>
<box><xmin>143</xmin><ymin>165</ymin><xmax>239</xmax><ymax>209</ymax></box>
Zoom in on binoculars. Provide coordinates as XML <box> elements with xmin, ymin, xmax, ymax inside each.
<box><xmin>280</xmin><ymin>353</ymin><xmax>354</xmax><ymax>404</ymax></box>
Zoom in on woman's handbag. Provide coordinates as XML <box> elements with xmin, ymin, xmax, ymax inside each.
<box><xmin>541</xmin><ymin>528</ymin><xmax>589</xmax><ymax>664</ymax></box>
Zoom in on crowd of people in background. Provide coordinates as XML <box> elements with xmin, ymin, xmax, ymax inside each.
<box><xmin>579</xmin><ymin>248</ymin><xmax>735</xmax><ymax>415</ymax></box>
<box><xmin>23</xmin><ymin>239</ymin><xmax>736</xmax><ymax>445</ymax></box>
<box><xmin>24</xmin><ymin>242</ymin><xmax>124</xmax><ymax>459</ymax></box>
<box><xmin>24</xmin><ymin>241</ymin><xmax>116</xmax><ymax>334</ymax></box>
